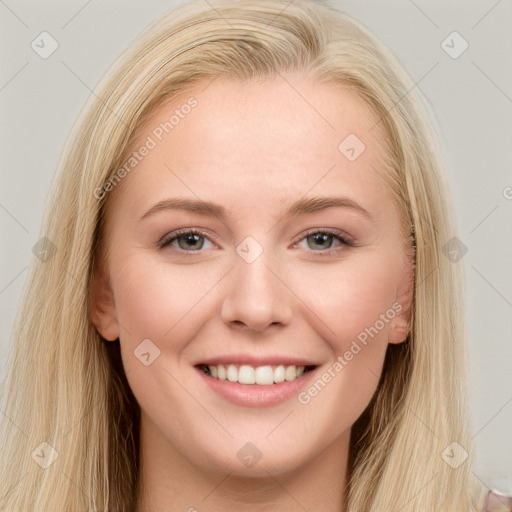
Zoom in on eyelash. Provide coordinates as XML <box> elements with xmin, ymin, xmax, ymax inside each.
<box><xmin>158</xmin><ymin>227</ymin><xmax>354</xmax><ymax>257</ymax></box>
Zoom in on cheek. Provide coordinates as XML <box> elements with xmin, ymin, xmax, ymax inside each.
<box><xmin>290</xmin><ymin>259</ymin><xmax>397</xmax><ymax>431</ymax></box>
<box><xmin>111</xmin><ymin>255</ymin><xmax>226</xmax><ymax>350</ymax></box>
<box><xmin>112</xmin><ymin>247</ymin><xmax>401</xmax><ymax>359</ymax></box>
<box><xmin>288</xmin><ymin>253</ymin><xmax>401</xmax><ymax>355</ymax></box>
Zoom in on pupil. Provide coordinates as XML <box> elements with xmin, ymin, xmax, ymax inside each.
<box><xmin>179</xmin><ymin>234</ymin><xmax>204</xmax><ymax>250</ymax></box>
<box><xmin>309</xmin><ymin>233</ymin><xmax>332</xmax><ymax>250</ymax></box>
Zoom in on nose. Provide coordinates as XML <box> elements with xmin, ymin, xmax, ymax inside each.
<box><xmin>220</xmin><ymin>250</ymin><xmax>293</xmax><ymax>333</ymax></box>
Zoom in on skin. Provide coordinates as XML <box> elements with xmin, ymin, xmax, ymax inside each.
<box><xmin>90</xmin><ymin>72</ymin><xmax>414</xmax><ymax>512</ymax></box>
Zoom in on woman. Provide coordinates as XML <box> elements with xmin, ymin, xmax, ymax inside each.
<box><xmin>0</xmin><ymin>0</ymin><xmax>508</xmax><ymax>510</ymax></box>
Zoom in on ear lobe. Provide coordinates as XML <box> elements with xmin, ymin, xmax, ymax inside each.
<box><xmin>388</xmin><ymin>304</ymin><xmax>411</xmax><ymax>345</ymax></box>
<box><xmin>89</xmin><ymin>270</ymin><xmax>120</xmax><ymax>342</ymax></box>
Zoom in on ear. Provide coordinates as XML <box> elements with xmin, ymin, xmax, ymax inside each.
<box><xmin>388</xmin><ymin>242</ymin><xmax>415</xmax><ymax>345</ymax></box>
<box><xmin>89</xmin><ymin>264</ymin><xmax>120</xmax><ymax>342</ymax></box>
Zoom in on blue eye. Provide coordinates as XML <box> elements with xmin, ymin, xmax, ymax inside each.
<box><xmin>158</xmin><ymin>229</ymin><xmax>215</xmax><ymax>252</ymax></box>
<box><xmin>294</xmin><ymin>229</ymin><xmax>353</xmax><ymax>254</ymax></box>
<box><xmin>306</xmin><ymin>232</ymin><xmax>339</xmax><ymax>250</ymax></box>
<box><xmin>158</xmin><ymin>228</ymin><xmax>353</xmax><ymax>256</ymax></box>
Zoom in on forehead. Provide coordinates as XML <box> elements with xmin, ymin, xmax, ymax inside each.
<box><xmin>108</xmin><ymin>74</ymin><xmax>395</xmax><ymax>225</ymax></box>
<box><xmin>147</xmin><ymin>74</ymin><xmax>385</xmax><ymax>162</ymax></box>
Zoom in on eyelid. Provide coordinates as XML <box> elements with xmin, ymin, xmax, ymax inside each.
<box><xmin>158</xmin><ymin>227</ymin><xmax>355</xmax><ymax>254</ymax></box>
<box><xmin>291</xmin><ymin>227</ymin><xmax>354</xmax><ymax>247</ymax></box>
<box><xmin>157</xmin><ymin>227</ymin><xmax>221</xmax><ymax>249</ymax></box>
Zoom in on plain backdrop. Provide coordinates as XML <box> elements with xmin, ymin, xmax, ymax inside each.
<box><xmin>1</xmin><ymin>0</ymin><xmax>511</xmax><ymax>494</ymax></box>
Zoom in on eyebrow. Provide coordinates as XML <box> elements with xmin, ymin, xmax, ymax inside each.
<box><xmin>140</xmin><ymin>195</ymin><xmax>374</xmax><ymax>222</ymax></box>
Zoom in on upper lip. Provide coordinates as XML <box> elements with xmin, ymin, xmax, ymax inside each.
<box><xmin>195</xmin><ymin>355</ymin><xmax>319</xmax><ymax>367</ymax></box>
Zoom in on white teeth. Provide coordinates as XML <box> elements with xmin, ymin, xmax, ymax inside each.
<box><xmin>238</xmin><ymin>365</ymin><xmax>255</xmax><ymax>384</ymax></box>
<box><xmin>273</xmin><ymin>365</ymin><xmax>285</xmax><ymax>383</ymax></box>
<box><xmin>226</xmin><ymin>364</ymin><xmax>238</xmax><ymax>382</ymax></box>
<box><xmin>254</xmin><ymin>366</ymin><xmax>274</xmax><ymax>385</ymax></box>
<box><xmin>285</xmin><ymin>365</ymin><xmax>296</xmax><ymax>381</ymax></box>
<box><xmin>204</xmin><ymin>364</ymin><xmax>309</xmax><ymax>385</ymax></box>
<box><xmin>217</xmin><ymin>364</ymin><xmax>226</xmax><ymax>380</ymax></box>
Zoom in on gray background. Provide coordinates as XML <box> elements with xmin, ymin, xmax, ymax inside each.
<box><xmin>1</xmin><ymin>0</ymin><xmax>511</xmax><ymax>493</ymax></box>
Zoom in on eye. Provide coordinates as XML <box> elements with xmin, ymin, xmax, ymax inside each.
<box><xmin>158</xmin><ymin>228</ymin><xmax>216</xmax><ymax>253</ymax></box>
<box><xmin>293</xmin><ymin>229</ymin><xmax>353</xmax><ymax>254</ymax></box>
<box><xmin>158</xmin><ymin>228</ymin><xmax>354</xmax><ymax>256</ymax></box>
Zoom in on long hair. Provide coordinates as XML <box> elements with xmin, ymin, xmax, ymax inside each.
<box><xmin>0</xmin><ymin>1</ymin><xmax>480</xmax><ymax>510</ymax></box>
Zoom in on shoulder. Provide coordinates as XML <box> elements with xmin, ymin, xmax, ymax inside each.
<box><xmin>477</xmin><ymin>488</ymin><xmax>512</xmax><ymax>511</ymax></box>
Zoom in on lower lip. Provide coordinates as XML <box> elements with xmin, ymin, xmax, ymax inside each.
<box><xmin>195</xmin><ymin>366</ymin><xmax>318</xmax><ymax>408</ymax></box>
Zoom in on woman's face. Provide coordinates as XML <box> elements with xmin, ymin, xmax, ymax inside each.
<box><xmin>91</xmin><ymin>73</ymin><xmax>413</xmax><ymax>477</ymax></box>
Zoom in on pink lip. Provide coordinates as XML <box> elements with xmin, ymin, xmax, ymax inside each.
<box><xmin>195</xmin><ymin>366</ymin><xmax>319</xmax><ymax>408</ymax></box>
<box><xmin>196</xmin><ymin>354</ymin><xmax>319</xmax><ymax>367</ymax></box>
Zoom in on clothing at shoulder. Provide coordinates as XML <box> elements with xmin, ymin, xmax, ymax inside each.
<box><xmin>478</xmin><ymin>488</ymin><xmax>512</xmax><ymax>511</ymax></box>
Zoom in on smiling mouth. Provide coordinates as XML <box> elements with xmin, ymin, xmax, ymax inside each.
<box><xmin>196</xmin><ymin>363</ymin><xmax>317</xmax><ymax>385</ymax></box>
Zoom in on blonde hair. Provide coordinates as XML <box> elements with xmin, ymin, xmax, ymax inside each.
<box><xmin>0</xmin><ymin>0</ymin><xmax>480</xmax><ymax>510</ymax></box>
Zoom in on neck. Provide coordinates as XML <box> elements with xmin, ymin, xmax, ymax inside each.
<box><xmin>135</xmin><ymin>414</ymin><xmax>350</xmax><ymax>512</ymax></box>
